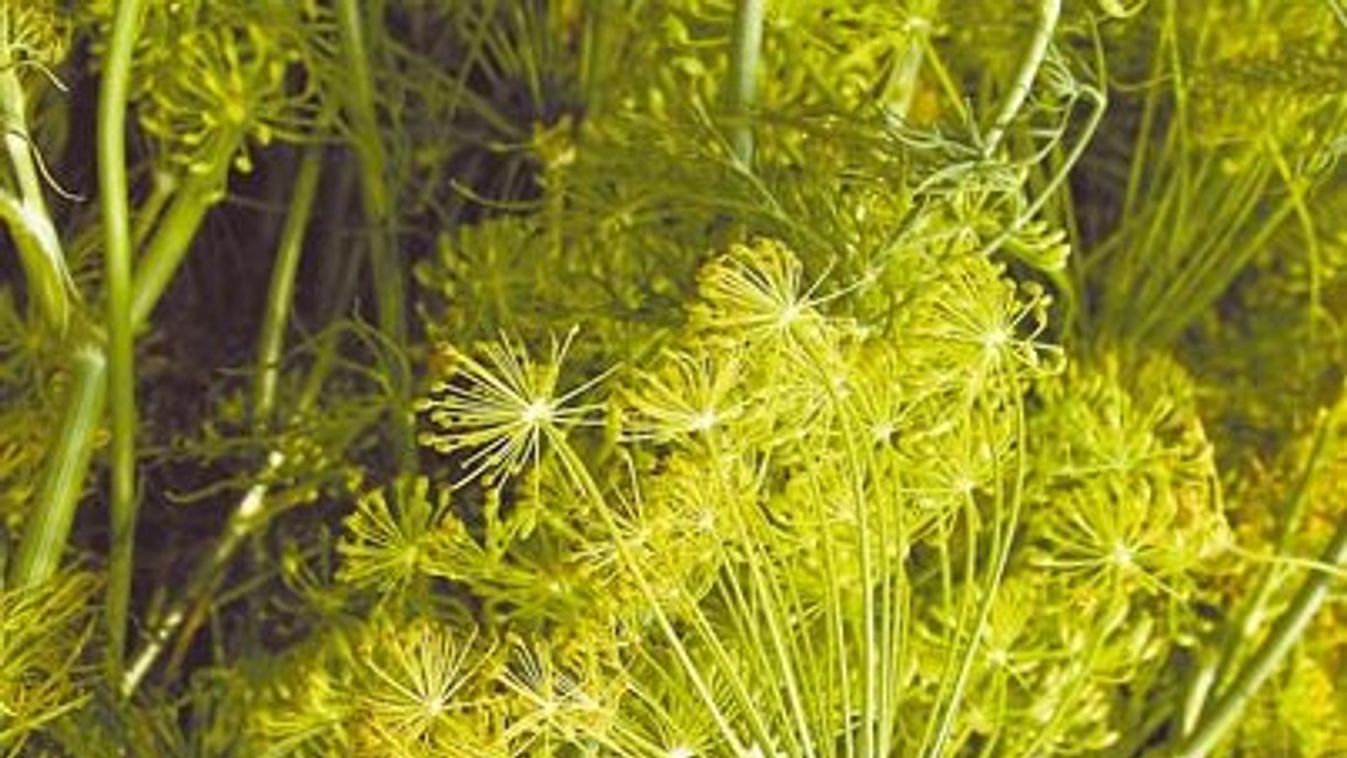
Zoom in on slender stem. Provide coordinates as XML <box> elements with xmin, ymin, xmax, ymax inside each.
<box><xmin>121</xmin><ymin>324</ymin><xmax>353</xmax><ymax>696</ymax></box>
<box><xmin>99</xmin><ymin>0</ymin><xmax>148</xmax><ymax>680</ymax></box>
<box><xmin>726</xmin><ymin>0</ymin><xmax>765</xmax><ymax>166</ymax></box>
<box><xmin>121</xmin><ymin>451</ymin><xmax>286</xmax><ymax>696</ymax></box>
<box><xmin>1169</xmin><ymin>518</ymin><xmax>1347</xmax><ymax>758</ymax></box>
<box><xmin>130</xmin><ymin>169</ymin><xmax>178</xmax><ymax>251</ymax></box>
<box><xmin>546</xmin><ymin>431</ymin><xmax>751</xmax><ymax>754</ymax></box>
<box><xmin>1122</xmin><ymin>11</ymin><xmax>1170</xmax><ymax>222</ymax></box>
<box><xmin>984</xmin><ymin>0</ymin><xmax>1062</xmax><ymax>156</ymax></box>
<box><xmin>1331</xmin><ymin>0</ymin><xmax>1347</xmax><ymax>27</ymax></box>
<box><xmin>312</xmin><ymin>158</ymin><xmax>360</xmax><ymax>325</ymax></box>
<box><xmin>124</xmin><ymin>160</ymin><xmax>345</xmax><ymax>694</ymax></box>
<box><xmin>926</xmin><ymin>381</ymin><xmax>1029</xmax><ymax>758</ymax></box>
<box><xmin>336</xmin><ymin>0</ymin><xmax>414</xmax><ymax>472</ymax></box>
<box><xmin>980</xmin><ymin>82</ymin><xmax>1108</xmax><ymax>260</ymax></box>
<box><xmin>253</xmin><ymin>148</ymin><xmax>323</xmax><ymax>429</ymax></box>
<box><xmin>7</xmin><ymin>345</ymin><xmax>107</xmax><ymax>588</ymax></box>
<box><xmin>1196</xmin><ymin>410</ymin><xmax>1333</xmax><ymax>719</ymax></box>
<box><xmin>333</xmin><ymin>0</ymin><xmax>399</xmax><ymax>339</ymax></box>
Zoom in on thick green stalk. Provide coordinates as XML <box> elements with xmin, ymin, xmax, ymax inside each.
<box><xmin>1</xmin><ymin>14</ymin><xmax>91</xmax><ymax>590</ymax></box>
<box><xmin>335</xmin><ymin>0</ymin><xmax>414</xmax><ymax>472</ymax></box>
<box><xmin>253</xmin><ymin>149</ymin><xmax>323</xmax><ymax>429</ymax></box>
<box><xmin>129</xmin><ymin>161</ymin><xmax>233</xmax><ymax>327</ymax></box>
<box><xmin>99</xmin><ymin>0</ymin><xmax>147</xmax><ymax>679</ymax></box>
<box><xmin>0</xmin><ymin>190</ymin><xmax>69</xmax><ymax>330</ymax></box>
<box><xmin>1170</xmin><ymin>519</ymin><xmax>1347</xmax><ymax>758</ymax></box>
<box><xmin>8</xmin><ymin>345</ymin><xmax>107</xmax><ymax>588</ymax></box>
<box><xmin>726</xmin><ymin>0</ymin><xmax>765</xmax><ymax>166</ymax></box>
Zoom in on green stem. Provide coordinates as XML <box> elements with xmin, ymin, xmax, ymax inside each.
<box><xmin>129</xmin><ymin>161</ymin><xmax>233</xmax><ymax>328</ymax></box>
<box><xmin>8</xmin><ymin>345</ymin><xmax>107</xmax><ymax>588</ymax></box>
<box><xmin>726</xmin><ymin>0</ymin><xmax>765</xmax><ymax>166</ymax></box>
<box><xmin>121</xmin><ymin>451</ymin><xmax>286</xmax><ymax>696</ymax></box>
<box><xmin>1169</xmin><ymin>519</ymin><xmax>1347</xmax><ymax>758</ymax></box>
<box><xmin>130</xmin><ymin>169</ymin><xmax>178</xmax><ymax>252</ymax></box>
<box><xmin>14</xmin><ymin>139</ymin><xmax>237</xmax><ymax>591</ymax></box>
<box><xmin>1194</xmin><ymin>410</ymin><xmax>1334</xmax><ymax>724</ymax></box>
<box><xmin>0</xmin><ymin>82</ymin><xmax>48</xmax><ymax>211</ymax></box>
<box><xmin>124</xmin><ymin>153</ymin><xmax>339</xmax><ymax>694</ymax></box>
<box><xmin>253</xmin><ymin>148</ymin><xmax>323</xmax><ymax>429</ymax></box>
<box><xmin>122</xmin><ymin>319</ymin><xmax>351</xmax><ymax>695</ymax></box>
<box><xmin>336</xmin><ymin>0</ymin><xmax>414</xmax><ymax>472</ymax></box>
<box><xmin>984</xmin><ymin>0</ymin><xmax>1061</xmax><ymax>156</ymax></box>
<box><xmin>1121</xmin><ymin>11</ymin><xmax>1171</xmax><ymax>222</ymax></box>
<box><xmin>0</xmin><ymin>189</ymin><xmax>70</xmax><ymax>331</ymax></box>
<box><xmin>925</xmin><ymin>382</ymin><xmax>1029</xmax><ymax>758</ymax></box>
<box><xmin>881</xmin><ymin>0</ymin><xmax>936</xmax><ymax>122</ymax></box>
<box><xmin>547</xmin><ymin>431</ymin><xmax>751</xmax><ymax>755</ymax></box>
<box><xmin>0</xmin><ymin>39</ymin><xmax>72</xmax><ymax>332</ymax></box>
<box><xmin>99</xmin><ymin>0</ymin><xmax>148</xmax><ymax>680</ymax></box>
<box><xmin>312</xmin><ymin>158</ymin><xmax>361</xmax><ymax>326</ymax></box>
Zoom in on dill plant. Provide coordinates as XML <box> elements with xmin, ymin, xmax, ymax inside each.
<box><xmin>0</xmin><ymin>0</ymin><xmax>1345</xmax><ymax>756</ymax></box>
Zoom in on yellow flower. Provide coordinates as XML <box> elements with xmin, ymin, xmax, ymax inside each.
<box><xmin>690</xmin><ymin>239</ymin><xmax>838</xmax><ymax>348</ymax></box>
<box><xmin>356</xmin><ymin>619</ymin><xmax>495</xmax><ymax>753</ymax></box>
<box><xmin>338</xmin><ymin>477</ymin><xmax>454</xmax><ymax>595</ymax></box>
<box><xmin>622</xmin><ymin>348</ymin><xmax>746</xmax><ymax>444</ymax></box>
<box><xmin>417</xmin><ymin>328</ymin><xmax>607</xmax><ymax>486</ymax></box>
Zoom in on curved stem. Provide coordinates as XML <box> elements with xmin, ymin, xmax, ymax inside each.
<box><xmin>984</xmin><ymin>0</ymin><xmax>1062</xmax><ymax>156</ymax></box>
<box><xmin>129</xmin><ymin>161</ymin><xmax>233</xmax><ymax>328</ymax></box>
<box><xmin>0</xmin><ymin>189</ymin><xmax>69</xmax><ymax>330</ymax></box>
<box><xmin>13</xmin><ymin>138</ymin><xmax>237</xmax><ymax>592</ymax></box>
<box><xmin>0</xmin><ymin>28</ymin><xmax>71</xmax><ymax>332</ymax></box>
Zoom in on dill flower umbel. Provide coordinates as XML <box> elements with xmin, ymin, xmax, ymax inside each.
<box><xmin>338</xmin><ymin>477</ymin><xmax>452</xmax><ymax>595</ymax></box>
<box><xmin>621</xmin><ymin>348</ymin><xmax>747</xmax><ymax>445</ymax></box>
<box><xmin>690</xmin><ymin>238</ymin><xmax>838</xmax><ymax>350</ymax></box>
<box><xmin>354</xmin><ymin>618</ymin><xmax>496</xmax><ymax>754</ymax></box>
<box><xmin>417</xmin><ymin>329</ymin><xmax>607</xmax><ymax>487</ymax></box>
